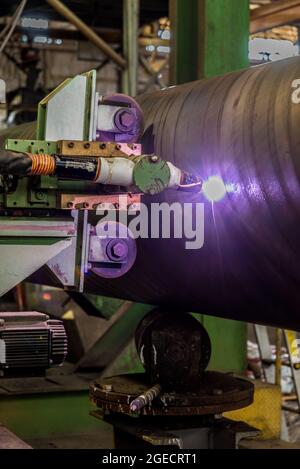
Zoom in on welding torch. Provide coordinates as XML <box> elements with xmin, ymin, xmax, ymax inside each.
<box><xmin>0</xmin><ymin>149</ymin><xmax>202</xmax><ymax>195</ymax></box>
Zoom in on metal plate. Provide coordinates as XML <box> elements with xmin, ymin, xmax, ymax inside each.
<box><xmin>57</xmin><ymin>141</ymin><xmax>141</xmax><ymax>158</ymax></box>
<box><xmin>60</xmin><ymin>193</ymin><xmax>141</xmax><ymax>210</ymax></box>
<box><xmin>5</xmin><ymin>139</ymin><xmax>58</xmax><ymax>155</ymax></box>
<box><xmin>133</xmin><ymin>156</ymin><xmax>171</xmax><ymax>194</ymax></box>
<box><xmin>90</xmin><ymin>372</ymin><xmax>254</xmax><ymax>416</ymax></box>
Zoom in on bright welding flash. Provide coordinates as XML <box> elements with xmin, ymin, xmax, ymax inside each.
<box><xmin>202</xmin><ymin>176</ymin><xmax>227</xmax><ymax>202</ymax></box>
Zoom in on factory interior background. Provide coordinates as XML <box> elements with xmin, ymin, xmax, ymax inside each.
<box><xmin>1</xmin><ymin>0</ymin><xmax>300</xmax><ymax>452</ymax></box>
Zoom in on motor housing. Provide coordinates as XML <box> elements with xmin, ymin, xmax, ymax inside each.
<box><xmin>0</xmin><ymin>311</ymin><xmax>67</xmax><ymax>374</ymax></box>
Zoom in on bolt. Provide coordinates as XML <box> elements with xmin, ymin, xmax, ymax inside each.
<box><xmin>67</xmin><ymin>201</ymin><xmax>74</xmax><ymax>208</ymax></box>
<box><xmin>84</xmin><ymin>143</ymin><xmax>90</xmax><ymax>149</ymax></box>
<box><xmin>128</xmin><ymin>203</ymin><xmax>140</xmax><ymax>212</ymax></box>
<box><xmin>100</xmin><ymin>143</ymin><xmax>106</xmax><ymax>150</ymax></box>
<box><xmin>150</xmin><ymin>155</ymin><xmax>159</xmax><ymax>163</ymax></box>
<box><xmin>83</xmin><ymin>202</ymin><xmax>90</xmax><ymax>208</ymax></box>
<box><xmin>112</xmin><ymin>242</ymin><xmax>128</xmax><ymax>258</ymax></box>
<box><xmin>119</xmin><ymin>110</ymin><xmax>135</xmax><ymax>128</ymax></box>
<box><xmin>115</xmin><ymin>144</ymin><xmax>121</xmax><ymax>151</ymax></box>
<box><xmin>114</xmin><ymin>108</ymin><xmax>135</xmax><ymax>132</ymax></box>
<box><xmin>101</xmin><ymin>384</ymin><xmax>113</xmax><ymax>392</ymax></box>
<box><xmin>35</xmin><ymin>191</ymin><xmax>45</xmax><ymax>200</ymax></box>
<box><xmin>68</xmin><ymin>142</ymin><xmax>74</xmax><ymax>148</ymax></box>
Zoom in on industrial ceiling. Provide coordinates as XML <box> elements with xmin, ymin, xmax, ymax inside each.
<box><xmin>0</xmin><ymin>0</ymin><xmax>168</xmax><ymax>28</ymax></box>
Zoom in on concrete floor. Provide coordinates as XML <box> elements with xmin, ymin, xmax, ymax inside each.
<box><xmin>27</xmin><ymin>425</ymin><xmax>114</xmax><ymax>449</ymax></box>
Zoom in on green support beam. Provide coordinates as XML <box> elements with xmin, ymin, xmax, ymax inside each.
<box><xmin>170</xmin><ymin>0</ymin><xmax>249</xmax><ymax>373</ymax></box>
<box><xmin>201</xmin><ymin>316</ymin><xmax>248</xmax><ymax>373</ymax></box>
<box><xmin>170</xmin><ymin>0</ymin><xmax>249</xmax><ymax>83</ymax></box>
<box><xmin>77</xmin><ymin>302</ymin><xmax>153</xmax><ymax>371</ymax></box>
<box><xmin>198</xmin><ymin>0</ymin><xmax>249</xmax><ymax>78</ymax></box>
<box><xmin>122</xmin><ymin>0</ymin><xmax>140</xmax><ymax>96</ymax></box>
<box><xmin>169</xmin><ymin>0</ymin><xmax>200</xmax><ymax>84</ymax></box>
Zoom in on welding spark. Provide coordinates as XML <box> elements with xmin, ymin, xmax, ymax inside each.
<box><xmin>202</xmin><ymin>176</ymin><xmax>236</xmax><ymax>202</ymax></box>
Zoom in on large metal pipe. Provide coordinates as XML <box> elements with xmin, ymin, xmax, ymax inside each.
<box><xmin>8</xmin><ymin>57</ymin><xmax>300</xmax><ymax>331</ymax></box>
<box><xmin>80</xmin><ymin>57</ymin><xmax>300</xmax><ymax>331</ymax></box>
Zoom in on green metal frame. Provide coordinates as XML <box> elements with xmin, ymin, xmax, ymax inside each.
<box><xmin>169</xmin><ymin>0</ymin><xmax>200</xmax><ymax>84</ymax></box>
<box><xmin>4</xmin><ymin>139</ymin><xmax>59</xmax><ymax>208</ymax></box>
<box><xmin>170</xmin><ymin>0</ymin><xmax>249</xmax><ymax>83</ymax></box>
<box><xmin>198</xmin><ymin>0</ymin><xmax>249</xmax><ymax>78</ymax></box>
<box><xmin>37</xmin><ymin>70</ymin><xmax>96</xmax><ymax>141</ymax></box>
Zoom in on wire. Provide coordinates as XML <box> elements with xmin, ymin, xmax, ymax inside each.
<box><xmin>0</xmin><ymin>2</ymin><xmax>23</xmax><ymax>42</ymax></box>
<box><xmin>177</xmin><ymin>181</ymin><xmax>203</xmax><ymax>193</ymax></box>
<box><xmin>0</xmin><ymin>0</ymin><xmax>27</xmax><ymax>55</ymax></box>
<box><xmin>0</xmin><ymin>19</ymin><xmax>13</xmax><ymax>41</ymax></box>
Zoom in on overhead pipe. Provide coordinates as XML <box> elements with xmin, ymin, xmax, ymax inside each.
<box><xmin>250</xmin><ymin>0</ymin><xmax>300</xmax><ymax>34</ymax></box>
<box><xmin>46</xmin><ymin>0</ymin><xmax>127</xmax><ymax>69</ymax></box>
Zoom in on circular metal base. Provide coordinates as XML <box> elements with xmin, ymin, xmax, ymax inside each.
<box><xmin>90</xmin><ymin>371</ymin><xmax>254</xmax><ymax>417</ymax></box>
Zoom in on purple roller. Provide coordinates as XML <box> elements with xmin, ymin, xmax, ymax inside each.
<box><xmin>96</xmin><ymin>94</ymin><xmax>144</xmax><ymax>144</ymax></box>
<box><xmin>88</xmin><ymin>221</ymin><xmax>137</xmax><ymax>279</ymax></box>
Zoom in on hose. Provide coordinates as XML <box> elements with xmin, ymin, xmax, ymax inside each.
<box><xmin>0</xmin><ymin>150</ymin><xmax>31</xmax><ymax>175</ymax></box>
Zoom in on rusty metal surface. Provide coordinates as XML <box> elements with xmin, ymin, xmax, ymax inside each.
<box><xmin>57</xmin><ymin>141</ymin><xmax>141</xmax><ymax>158</ymax></box>
<box><xmin>90</xmin><ymin>372</ymin><xmax>254</xmax><ymax>416</ymax></box>
<box><xmin>60</xmin><ymin>193</ymin><xmax>141</xmax><ymax>210</ymax></box>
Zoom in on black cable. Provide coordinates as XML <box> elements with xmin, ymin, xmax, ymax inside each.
<box><xmin>0</xmin><ymin>150</ymin><xmax>31</xmax><ymax>176</ymax></box>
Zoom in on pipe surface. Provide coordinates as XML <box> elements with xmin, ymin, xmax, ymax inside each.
<box><xmin>82</xmin><ymin>57</ymin><xmax>300</xmax><ymax>331</ymax></box>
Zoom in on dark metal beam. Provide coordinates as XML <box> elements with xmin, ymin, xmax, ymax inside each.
<box><xmin>76</xmin><ymin>302</ymin><xmax>152</xmax><ymax>371</ymax></box>
<box><xmin>251</xmin><ymin>0</ymin><xmax>300</xmax><ymax>34</ymax></box>
<box><xmin>66</xmin><ymin>291</ymin><xmax>107</xmax><ymax>319</ymax></box>
<box><xmin>46</xmin><ymin>0</ymin><xmax>127</xmax><ymax>68</ymax></box>
<box><xmin>122</xmin><ymin>0</ymin><xmax>140</xmax><ymax>96</ymax></box>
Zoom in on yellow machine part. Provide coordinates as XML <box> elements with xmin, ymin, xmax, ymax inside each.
<box><xmin>224</xmin><ymin>380</ymin><xmax>281</xmax><ymax>440</ymax></box>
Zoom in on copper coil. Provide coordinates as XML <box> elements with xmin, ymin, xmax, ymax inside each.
<box><xmin>27</xmin><ymin>153</ymin><xmax>56</xmax><ymax>176</ymax></box>
<box><xmin>94</xmin><ymin>158</ymin><xmax>102</xmax><ymax>182</ymax></box>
